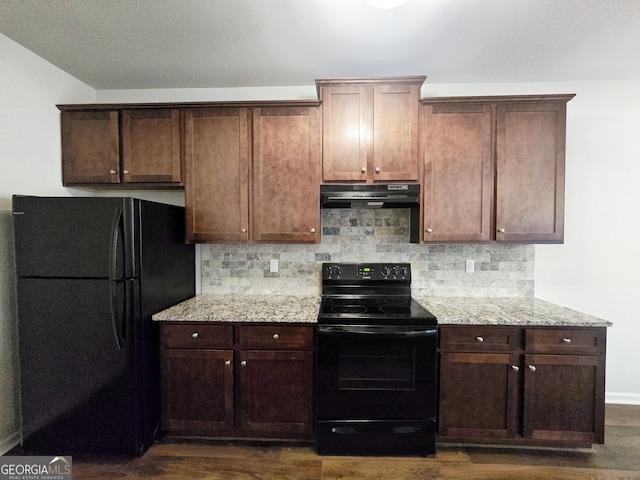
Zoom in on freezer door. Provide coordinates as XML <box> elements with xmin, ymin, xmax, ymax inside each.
<box><xmin>12</xmin><ymin>196</ymin><xmax>130</xmax><ymax>279</ymax></box>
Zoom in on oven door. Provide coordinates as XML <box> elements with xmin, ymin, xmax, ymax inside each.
<box><xmin>316</xmin><ymin>324</ymin><xmax>438</xmax><ymax>421</ymax></box>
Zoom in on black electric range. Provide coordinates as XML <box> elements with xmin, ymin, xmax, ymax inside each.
<box><xmin>315</xmin><ymin>263</ymin><xmax>438</xmax><ymax>457</ymax></box>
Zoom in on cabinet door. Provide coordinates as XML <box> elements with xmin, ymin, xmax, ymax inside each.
<box><xmin>252</xmin><ymin>107</ymin><xmax>320</xmax><ymax>243</ymax></box>
<box><xmin>184</xmin><ymin>108</ymin><xmax>250</xmax><ymax>243</ymax></box>
<box><xmin>373</xmin><ymin>84</ymin><xmax>420</xmax><ymax>181</ymax></box>
<box><xmin>495</xmin><ymin>101</ymin><xmax>567</xmax><ymax>243</ymax></box>
<box><xmin>121</xmin><ymin>109</ymin><xmax>182</xmax><ymax>184</ymax></box>
<box><xmin>523</xmin><ymin>354</ymin><xmax>605</xmax><ymax>445</ymax></box>
<box><xmin>161</xmin><ymin>348</ymin><xmax>234</xmax><ymax>435</ymax></box>
<box><xmin>423</xmin><ymin>103</ymin><xmax>494</xmax><ymax>242</ymax></box>
<box><xmin>238</xmin><ymin>350</ymin><xmax>313</xmax><ymax>437</ymax></box>
<box><xmin>439</xmin><ymin>352</ymin><xmax>520</xmax><ymax>440</ymax></box>
<box><xmin>321</xmin><ymin>85</ymin><xmax>370</xmax><ymax>181</ymax></box>
<box><xmin>61</xmin><ymin>110</ymin><xmax>120</xmax><ymax>185</ymax></box>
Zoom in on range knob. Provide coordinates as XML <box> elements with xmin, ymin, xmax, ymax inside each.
<box><xmin>381</xmin><ymin>266</ymin><xmax>391</xmax><ymax>277</ymax></box>
<box><xmin>399</xmin><ymin>265</ymin><xmax>408</xmax><ymax>277</ymax></box>
<box><xmin>327</xmin><ymin>265</ymin><xmax>342</xmax><ymax>277</ymax></box>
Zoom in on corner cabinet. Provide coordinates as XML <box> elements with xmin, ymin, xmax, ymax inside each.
<box><xmin>316</xmin><ymin>77</ymin><xmax>424</xmax><ymax>183</ymax></box>
<box><xmin>60</xmin><ymin>107</ymin><xmax>184</xmax><ymax>187</ymax></box>
<box><xmin>184</xmin><ymin>103</ymin><xmax>321</xmax><ymax>244</ymax></box>
<box><xmin>421</xmin><ymin>95</ymin><xmax>574</xmax><ymax>243</ymax></box>
<box><xmin>438</xmin><ymin>325</ymin><xmax>606</xmax><ymax>448</ymax></box>
<box><xmin>160</xmin><ymin>322</ymin><xmax>314</xmax><ymax>440</ymax></box>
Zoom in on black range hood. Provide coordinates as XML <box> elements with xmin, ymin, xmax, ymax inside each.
<box><xmin>320</xmin><ymin>184</ymin><xmax>421</xmax><ymax>243</ymax></box>
<box><xmin>320</xmin><ymin>184</ymin><xmax>420</xmax><ymax>209</ymax></box>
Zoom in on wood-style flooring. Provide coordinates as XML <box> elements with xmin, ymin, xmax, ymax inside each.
<box><xmin>11</xmin><ymin>404</ymin><xmax>640</xmax><ymax>479</ymax></box>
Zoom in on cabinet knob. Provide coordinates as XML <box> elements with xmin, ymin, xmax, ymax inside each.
<box><xmin>273</xmin><ymin>333</ymin><xmax>279</xmax><ymax>340</ymax></box>
<box><xmin>224</xmin><ymin>360</ymin><xmax>231</xmax><ymax>366</ymax></box>
<box><xmin>241</xmin><ymin>360</ymin><xmax>247</xmax><ymax>366</ymax></box>
<box><xmin>241</xmin><ymin>228</ymin><xmax>247</xmax><ymax>233</ymax></box>
<box><xmin>426</xmin><ymin>228</ymin><xmax>433</xmax><ymax>234</ymax></box>
<box><xmin>476</xmin><ymin>336</ymin><xmax>484</xmax><ymax>343</ymax></box>
<box><xmin>361</xmin><ymin>166</ymin><xmax>366</xmax><ymax>173</ymax></box>
<box><xmin>563</xmin><ymin>337</ymin><xmax>572</xmax><ymax>344</ymax></box>
<box><xmin>498</xmin><ymin>228</ymin><xmax>506</xmax><ymax>233</ymax></box>
<box><xmin>528</xmin><ymin>365</ymin><xmax>537</xmax><ymax>372</ymax></box>
<box><xmin>191</xmin><ymin>332</ymin><xmax>199</xmax><ymax>338</ymax></box>
<box><xmin>375</xmin><ymin>166</ymin><xmax>381</xmax><ymax>173</ymax></box>
<box><xmin>109</xmin><ymin>169</ymin><xmax>117</xmax><ymax>174</ymax></box>
<box><xmin>310</xmin><ymin>228</ymin><xmax>316</xmax><ymax>233</ymax></box>
<box><xmin>122</xmin><ymin>170</ymin><xmax>130</xmax><ymax>175</ymax></box>
<box><xmin>511</xmin><ymin>365</ymin><xmax>520</xmax><ymax>371</ymax></box>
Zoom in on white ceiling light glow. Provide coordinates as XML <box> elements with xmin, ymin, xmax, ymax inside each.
<box><xmin>365</xmin><ymin>0</ymin><xmax>409</xmax><ymax>9</ymax></box>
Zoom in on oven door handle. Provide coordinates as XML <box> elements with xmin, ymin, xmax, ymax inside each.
<box><xmin>319</xmin><ymin>325</ymin><xmax>437</xmax><ymax>338</ymax></box>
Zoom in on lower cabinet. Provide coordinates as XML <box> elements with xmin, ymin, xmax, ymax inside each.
<box><xmin>160</xmin><ymin>323</ymin><xmax>314</xmax><ymax>440</ymax></box>
<box><xmin>438</xmin><ymin>325</ymin><xmax>606</xmax><ymax>448</ymax></box>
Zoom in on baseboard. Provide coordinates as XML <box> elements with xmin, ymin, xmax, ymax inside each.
<box><xmin>0</xmin><ymin>430</ymin><xmax>21</xmax><ymax>455</ymax></box>
<box><xmin>606</xmin><ymin>392</ymin><xmax>640</xmax><ymax>405</ymax></box>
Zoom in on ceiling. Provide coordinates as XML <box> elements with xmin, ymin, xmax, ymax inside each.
<box><xmin>1</xmin><ymin>0</ymin><xmax>639</xmax><ymax>90</ymax></box>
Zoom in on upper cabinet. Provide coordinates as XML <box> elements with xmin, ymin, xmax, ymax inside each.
<box><xmin>60</xmin><ymin>107</ymin><xmax>184</xmax><ymax>187</ymax></box>
<box><xmin>421</xmin><ymin>94</ymin><xmax>574</xmax><ymax>244</ymax></box>
<box><xmin>184</xmin><ymin>107</ymin><xmax>251</xmax><ymax>243</ymax></box>
<box><xmin>61</xmin><ymin>110</ymin><xmax>120</xmax><ymax>185</ymax></box>
<box><xmin>252</xmin><ymin>106</ymin><xmax>321</xmax><ymax>243</ymax></box>
<box><xmin>184</xmin><ymin>103</ymin><xmax>321</xmax><ymax>244</ymax></box>
<box><xmin>316</xmin><ymin>77</ymin><xmax>425</xmax><ymax>183</ymax></box>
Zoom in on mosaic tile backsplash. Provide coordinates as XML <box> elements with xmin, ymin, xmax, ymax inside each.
<box><xmin>200</xmin><ymin>208</ymin><xmax>535</xmax><ymax>297</ymax></box>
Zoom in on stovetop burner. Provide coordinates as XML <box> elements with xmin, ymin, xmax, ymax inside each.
<box><xmin>318</xmin><ymin>263</ymin><xmax>437</xmax><ymax>326</ymax></box>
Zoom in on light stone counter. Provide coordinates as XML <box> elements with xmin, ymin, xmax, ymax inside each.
<box><xmin>417</xmin><ymin>296</ymin><xmax>612</xmax><ymax>327</ymax></box>
<box><xmin>153</xmin><ymin>294</ymin><xmax>612</xmax><ymax>328</ymax></box>
<box><xmin>152</xmin><ymin>294</ymin><xmax>320</xmax><ymax>323</ymax></box>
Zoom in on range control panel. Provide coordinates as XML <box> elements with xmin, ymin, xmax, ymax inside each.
<box><xmin>323</xmin><ymin>263</ymin><xmax>411</xmax><ymax>282</ymax></box>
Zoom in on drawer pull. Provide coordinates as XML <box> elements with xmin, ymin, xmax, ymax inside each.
<box><xmin>224</xmin><ymin>360</ymin><xmax>231</xmax><ymax>366</ymax></box>
<box><xmin>511</xmin><ymin>365</ymin><xmax>520</xmax><ymax>371</ymax></box>
<box><xmin>191</xmin><ymin>332</ymin><xmax>199</xmax><ymax>339</ymax></box>
<box><xmin>528</xmin><ymin>365</ymin><xmax>536</xmax><ymax>372</ymax></box>
<box><xmin>476</xmin><ymin>336</ymin><xmax>484</xmax><ymax>343</ymax></box>
<box><xmin>241</xmin><ymin>360</ymin><xmax>247</xmax><ymax>366</ymax></box>
<box><xmin>563</xmin><ymin>337</ymin><xmax>572</xmax><ymax>344</ymax></box>
<box><xmin>273</xmin><ymin>333</ymin><xmax>279</xmax><ymax>340</ymax></box>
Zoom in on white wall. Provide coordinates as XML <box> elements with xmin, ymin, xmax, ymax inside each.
<box><xmin>0</xmin><ymin>32</ymin><xmax>96</xmax><ymax>454</ymax></box>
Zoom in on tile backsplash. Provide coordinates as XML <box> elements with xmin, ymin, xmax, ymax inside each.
<box><xmin>200</xmin><ymin>209</ymin><xmax>535</xmax><ymax>297</ymax></box>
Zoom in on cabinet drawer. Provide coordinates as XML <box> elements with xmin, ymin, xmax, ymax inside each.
<box><xmin>161</xmin><ymin>323</ymin><xmax>233</xmax><ymax>349</ymax></box>
<box><xmin>525</xmin><ymin>328</ymin><xmax>605</xmax><ymax>355</ymax></box>
<box><xmin>237</xmin><ymin>325</ymin><xmax>314</xmax><ymax>350</ymax></box>
<box><xmin>440</xmin><ymin>326</ymin><xmax>521</xmax><ymax>352</ymax></box>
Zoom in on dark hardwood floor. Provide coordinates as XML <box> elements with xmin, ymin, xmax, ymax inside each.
<box><xmin>8</xmin><ymin>404</ymin><xmax>640</xmax><ymax>479</ymax></box>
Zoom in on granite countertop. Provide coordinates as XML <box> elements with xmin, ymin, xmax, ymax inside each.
<box><xmin>153</xmin><ymin>294</ymin><xmax>612</xmax><ymax>328</ymax></box>
<box><xmin>417</xmin><ymin>296</ymin><xmax>612</xmax><ymax>327</ymax></box>
<box><xmin>152</xmin><ymin>294</ymin><xmax>320</xmax><ymax>323</ymax></box>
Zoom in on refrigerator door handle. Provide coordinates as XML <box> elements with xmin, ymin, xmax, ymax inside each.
<box><xmin>110</xmin><ymin>207</ymin><xmax>126</xmax><ymax>349</ymax></box>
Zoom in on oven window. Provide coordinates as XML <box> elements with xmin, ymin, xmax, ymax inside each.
<box><xmin>338</xmin><ymin>344</ymin><xmax>416</xmax><ymax>391</ymax></box>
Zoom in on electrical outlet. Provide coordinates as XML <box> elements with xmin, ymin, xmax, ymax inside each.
<box><xmin>270</xmin><ymin>259</ymin><xmax>279</xmax><ymax>273</ymax></box>
<box><xmin>466</xmin><ymin>259</ymin><xmax>475</xmax><ymax>273</ymax></box>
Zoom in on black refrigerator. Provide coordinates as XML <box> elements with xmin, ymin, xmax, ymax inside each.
<box><xmin>12</xmin><ymin>195</ymin><xmax>195</xmax><ymax>456</ymax></box>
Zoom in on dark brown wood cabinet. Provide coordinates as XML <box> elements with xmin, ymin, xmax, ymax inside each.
<box><xmin>438</xmin><ymin>325</ymin><xmax>606</xmax><ymax>448</ymax></box>
<box><xmin>184</xmin><ymin>104</ymin><xmax>321</xmax><ymax>244</ymax></box>
<box><xmin>160</xmin><ymin>323</ymin><xmax>314</xmax><ymax>440</ymax></box>
<box><xmin>422</xmin><ymin>103</ymin><xmax>494</xmax><ymax>242</ymax></box>
<box><xmin>60</xmin><ymin>107</ymin><xmax>184</xmax><ymax>187</ymax></box>
<box><xmin>421</xmin><ymin>95</ymin><xmax>574</xmax><ymax>243</ymax></box>
<box><xmin>252</xmin><ymin>106</ymin><xmax>320</xmax><ymax>243</ymax></box>
<box><xmin>184</xmin><ymin>107</ymin><xmax>250</xmax><ymax>243</ymax></box>
<box><xmin>121</xmin><ymin>109</ymin><xmax>182</xmax><ymax>183</ymax></box>
<box><xmin>317</xmin><ymin>77</ymin><xmax>424</xmax><ymax>183</ymax></box>
<box><xmin>61</xmin><ymin>110</ymin><xmax>120</xmax><ymax>185</ymax></box>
